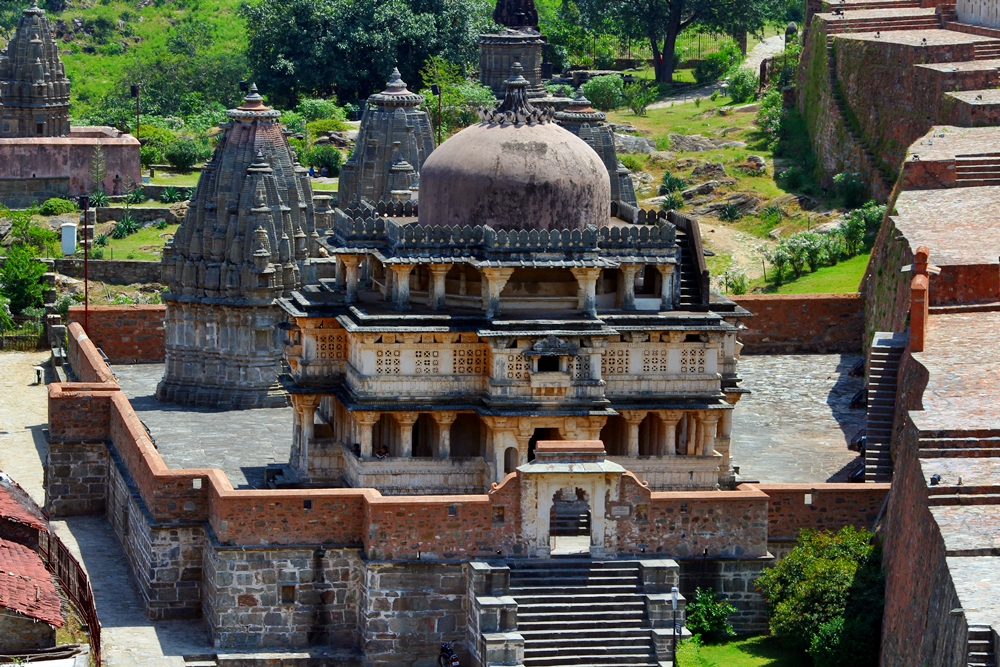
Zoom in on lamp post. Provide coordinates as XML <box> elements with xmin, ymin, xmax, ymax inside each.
<box><xmin>78</xmin><ymin>195</ymin><xmax>89</xmax><ymax>332</ymax></box>
<box><xmin>671</xmin><ymin>586</ymin><xmax>679</xmax><ymax>656</ymax></box>
<box><xmin>130</xmin><ymin>85</ymin><xmax>140</xmax><ymax>143</ymax></box>
<box><xmin>431</xmin><ymin>84</ymin><xmax>442</xmax><ymax>146</ymax></box>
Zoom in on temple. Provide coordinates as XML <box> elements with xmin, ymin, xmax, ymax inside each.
<box><xmin>157</xmin><ymin>85</ymin><xmax>323</xmax><ymax>409</ymax></box>
<box><xmin>278</xmin><ymin>67</ymin><xmax>747</xmax><ymax>494</ymax></box>
<box><xmin>479</xmin><ymin>0</ymin><xmax>547</xmax><ymax>97</ymax></box>
<box><xmin>337</xmin><ymin>68</ymin><xmax>436</xmax><ymax>206</ymax></box>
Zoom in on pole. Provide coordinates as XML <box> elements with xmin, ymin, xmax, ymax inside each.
<box><xmin>136</xmin><ymin>89</ymin><xmax>140</xmax><ymax>144</ymax></box>
<box><xmin>671</xmin><ymin>586</ymin><xmax>678</xmax><ymax>656</ymax></box>
<box><xmin>80</xmin><ymin>196</ymin><xmax>89</xmax><ymax>332</ymax></box>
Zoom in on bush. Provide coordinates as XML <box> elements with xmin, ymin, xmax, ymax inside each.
<box><xmin>140</xmin><ymin>144</ymin><xmax>164</xmax><ymax>167</ymax></box>
<box><xmin>281</xmin><ymin>111</ymin><xmax>307</xmax><ymax>135</ymax></box>
<box><xmin>685</xmin><ymin>587</ymin><xmax>737</xmax><ymax>639</ymax></box>
<box><xmin>719</xmin><ymin>203</ymin><xmax>743</xmax><ymax>222</ymax></box>
<box><xmin>304</xmin><ymin>145</ymin><xmax>343</xmax><ymax>176</ymax></box>
<box><xmin>834</xmin><ymin>171</ymin><xmax>867</xmax><ymax>208</ymax></box>
<box><xmin>160</xmin><ymin>186</ymin><xmax>189</xmax><ymax>204</ymax></box>
<box><xmin>581</xmin><ymin>74</ymin><xmax>623</xmax><ymax>112</ymax></box>
<box><xmin>756</xmin><ymin>526</ymin><xmax>882</xmax><ymax>664</ymax></box>
<box><xmin>0</xmin><ymin>296</ymin><xmax>14</xmax><ymax>333</ymax></box>
<box><xmin>90</xmin><ymin>247</ymin><xmax>105</xmax><ymax>259</ymax></box>
<box><xmin>89</xmin><ymin>190</ymin><xmax>110</xmax><ymax>207</ymax></box>
<box><xmin>0</xmin><ymin>244</ymin><xmax>46</xmax><ymax>314</ymax></box>
<box><xmin>727</xmin><ymin>68</ymin><xmax>759</xmax><ymax>104</ymax></box>
<box><xmin>822</xmin><ymin>234</ymin><xmax>845</xmax><ymax>264</ymax></box>
<box><xmin>125</xmin><ymin>187</ymin><xmax>146</xmax><ymax>204</ymax></box>
<box><xmin>94</xmin><ymin>233</ymin><xmax>109</xmax><ymax>247</ymax></box>
<box><xmin>54</xmin><ymin>293</ymin><xmax>75</xmax><ymax>321</ymax></box>
<box><xmin>306</xmin><ymin>118</ymin><xmax>347</xmax><ymax>140</ymax></box>
<box><xmin>694</xmin><ymin>43</ymin><xmax>742</xmax><ymax>84</ymax></box>
<box><xmin>111</xmin><ymin>214</ymin><xmax>139</xmax><ymax>239</ymax></box>
<box><xmin>622</xmin><ymin>81</ymin><xmax>658</xmax><ymax>116</ymax></box>
<box><xmin>720</xmin><ymin>267</ymin><xmax>748</xmax><ymax>294</ymax></box>
<box><xmin>660</xmin><ymin>193</ymin><xmax>684</xmax><ymax>211</ymax></box>
<box><xmin>295</xmin><ymin>98</ymin><xmax>347</xmax><ymax>123</ymax></box>
<box><xmin>545</xmin><ymin>82</ymin><xmax>573</xmax><ymax>98</ymax></box>
<box><xmin>155</xmin><ymin>219</ymin><xmax>169</xmax><ymax>230</ymax></box>
<box><xmin>619</xmin><ymin>154</ymin><xmax>645</xmax><ymax>172</ymax></box>
<box><xmin>659</xmin><ymin>172</ymin><xmax>687</xmax><ymax>194</ymax></box>
<box><xmin>39</xmin><ymin>198</ymin><xmax>77</xmax><ymax>216</ymax></box>
<box><xmin>164</xmin><ymin>139</ymin><xmax>202</xmax><ymax>171</ymax></box>
<box><xmin>756</xmin><ymin>86</ymin><xmax>784</xmax><ymax>149</ymax></box>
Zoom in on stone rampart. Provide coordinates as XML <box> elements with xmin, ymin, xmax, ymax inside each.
<box><xmin>54</xmin><ymin>259</ymin><xmax>162</xmax><ymax>285</ymax></box>
<box><xmin>68</xmin><ymin>305</ymin><xmax>165</xmax><ymax>363</ymax></box>
<box><xmin>757</xmin><ymin>483</ymin><xmax>890</xmax><ymax>542</ymax></box>
<box><xmin>732</xmin><ymin>294</ymin><xmax>864</xmax><ymax>354</ymax></box>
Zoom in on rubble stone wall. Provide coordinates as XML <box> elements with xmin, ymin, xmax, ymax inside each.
<box><xmin>68</xmin><ymin>305</ymin><xmax>166</xmax><ymax>363</ymax></box>
<box><xmin>55</xmin><ymin>259</ymin><xmax>163</xmax><ymax>285</ymax></box>
<box><xmin>758</xmin><ymin>483</ymin><xmax>891</xmax><ymax>541</ymax></box>
<box><xmin>733</xmin><ymin>294</ymin><xmax>865</xmax><ymax>354</ymax></box>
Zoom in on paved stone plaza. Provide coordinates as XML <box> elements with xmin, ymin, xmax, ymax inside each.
<box><xmin>731</xmin><ymin>353</ymin><xmax>865</xmax><ymax>483</ymax></box>
<box><xmin>112</xmin><ymin>354</ymin><xmax>865</xmax><ymax>488</ymax></box>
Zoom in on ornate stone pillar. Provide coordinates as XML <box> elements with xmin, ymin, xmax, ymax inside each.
<box><xmin>701</xmin><ymin>413</ymin><xmax>720</xmax><ymax>457</ymax></box>
<box><xmin>659</xmin><ymin>410</ymin><xmax>683</xmax><ymax>457</ymax></box>
<box><xmin>428</xmin><ymin>264</ymin><xmax>451</xmax><ymax>310</ymax></box>
<box><xmin>620</xmin><ymin>411</ymin><xmax>646</xmax><ymax>458</ymax></box>
<box><xmin>432</xmin><ymin>411</ymin><xmax>458</xmax><ymax>458</ymax></box>
<box><xmin>355</xmin><ymin>412</ymin><xmax>379</xmax><ymax>458</ymax></box>
<box><xmin>395</xmin><ymin>412</ymin><xmax>419</xmax><ymax>457</ymax></box>
<box><xmin>617</xmin><ymin>264</ymin><xmax>640</xmax><ymax>311</ymax></box>
<box><xmin>382</xmin><ymin>266</ymin><xmax>393</xmax><ymax>302</ymax></box>
<box><xmin>391</xmin><ymin>264</ymin><xmax>415</xmax><ymax>311</ymax></box>
<box><xmin>571</xmin><ymin>267</ymin><xmax>602</xmax><ymax>317</ymax></box>
<box><xmin>291</xmin><ymin>394</ymin><xmax>321</xmax><ymax>474</ymax></box>
<box><xmin>342</xmin><ymin>255</ymin><xmax>361</xmax><ymax>304</ymax></box>
<box><xmin>685</xmin><ymin>412</ymin><xmax>698</xmax><ymax>455</ymax></box>
<box><xmin>481</xmin><ymin>268</ymin><xmax>514</xmax><ymax>319</ymax></box>
<box><xmin>656</xmin><ymin>264</ymin><xmax>676</xmax><ymax>311</ymax></box>
<box><xmin>334</xmin><ymin>257</ymin><xmax>345</xmax><ymax>292</ymax></box>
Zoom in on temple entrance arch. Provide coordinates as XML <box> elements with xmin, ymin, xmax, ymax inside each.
<box><xmin>549</xmin><ymin>487</ymin><xmax>592</xmax><ymax>555</ymax></box>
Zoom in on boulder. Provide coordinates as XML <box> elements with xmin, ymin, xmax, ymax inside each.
<box><xmin>668</xmin><ymin>133</ymin><xmax>746</xmax><ymax>152</ymax></box>
<box><xmin>614</xmin><ymin>133</ymin><xmax>657</xmax><ymax>154</ymax></box>
<box><xmin>691</xmin><ymin>162</ymin><xmax>727</xmax><ymax>180</ymax></box>
<box><xmin>648</xmin><ymin>151</ymin><xmax>676</xmax><ymax>163</ymax></box>
<box><xmin>746</xmin><ymin>155</ymin><xmax>767</xmax><ymax>170</ymax></box>
<box><xmin>693</xmin><ymin>192</ymin><xmax>761</xmax><ymax>217</ymax></box>
<box><xmin>675</xmin><ymin>158</ymin><xmax>699</xmax><ymax>169</ymax></box>
<box><xmin>169</xmin><ymin>201</ymin><xmax>189</xmax><ymax>223</ymax></box>
<box><xmin>681</xmin><ymin>180</ymin><xmax>719</xmax><ymax>200</ymax></box>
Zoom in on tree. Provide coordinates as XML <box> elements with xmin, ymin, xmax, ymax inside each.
<box><xmin>0</xmin><ymin>245</ymin><xmax>46</xmax><ymax>315</ymax></box>
<box><xmin>240</xmin><ymin>0</ymin><xmax>495</xmax><ymax>106</ymax></box>
<box><xmin>576</xmin><ymin>0</ymin><xmax>776</xmax><ymax>83</ymax></box>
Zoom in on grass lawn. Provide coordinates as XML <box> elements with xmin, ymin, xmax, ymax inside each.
<box><xmin>149</xmin><ymin>173</ymin><xmax>202</xmax><ymax>187</ymax></box>
<box><xmin>677</xmin><ymin>636</ymin><xmax>809</xmax><ymax>667</ymax></box>
<box><xmin>93</xmin><ymin>223</ymin><xmax>179</xmax><ymax>261</ymax></box>
<box><xmin>746</xmin><ymin>253</ymin><xmax>870</xmax><ymax>294</ymax></box>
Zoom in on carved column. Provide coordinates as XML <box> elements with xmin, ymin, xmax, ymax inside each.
<box><xmin>701</xmin><ymin>413</ymin><xmax>720</xmax><ymax>456</ymax></box>
<box><xmin>618</xmin><ymin>264</ymin><xmax>640</xmax><ymax>311</ymax></box>
<box><xmin>382</xmin><ymin>265</ymin><xmax>393</xmax><ymax>302</ymax></box>
<box><xmin>356</xmin><ymin>412</ymin><xmax>379</xmax><ymax>458</ymax></box>
<box><xmin>621</xmin><ymin>410</ymin><xmax>646</xmax><ymax>458</ymax></box>
<box><xmin>395</xmin><ymin>412</ymin><xmax>419</xmax><ymax>457</ymax></box>
<box><xmin>433</xmin><ymin>411</ymin><xmax>458</xmax><ymax>458</ymax></box>
<box><xmin>571</xmin><ymin>267</ymin><xmax>602</xmax><ymax>318</ymax></box>
<box><xmin>683</xmin><ymin>412</ymin><xmax>697</xmax><ymax>455</ymax></box>
<box><xmin>428</xmin><ymin>264</ymin><xmax>451</xmax><ymax>310</ymax></box>
<box><xmin>334</xmin><ymin>257</ymin><xmax>345</xmax><ymax>292</ymax></box>
<box><xmin>481</xmin><ymin>268</ymin><xmax>514</xmax><ymax>319</ymax></box>
<box><xmin>292</xmin><ymin>394</ymin><xmax>322</xmax><ymax>473</ymax></box>
<box><xmin>342</xmin><ymin>255</ymin><xmax>361</xmax><ymax>304</ymax></box>
<box><xmin>391</xmin><ymin>264</ymin><xmax>415</xmax><ymax>311</ymax></box>
<box><xmin>656</xmin><ymin>264</ymin><xmax>676</xmax><ymax>311</ymax></box>
<box><xmin>659</xmin><ymin>410</ymin><xmax>683</xmax><ymax>457</ymax></box>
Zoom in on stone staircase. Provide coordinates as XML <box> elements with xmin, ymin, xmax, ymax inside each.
<box><xmin>674</xmin><ymin>228</ymin><xmax>703</xmax><ymax>309</ymax></box>
<box><xmin>967</xmin><ymin>625</ymin><xmax>997</xmax><ymax>667</ymax></box>
<box><xmin>823</xmin><ymin>8</ymin><xmax>941</xmax><ymax>34</ymax></box>
<box><xmin>974</xmin><ymin>42</ymin><xmax>1000</xmax><ymax>59</ymax></box>
<box><xmin>822</xmin><ymin>0</ymin><xmax>921</xmax><ymax>10</ymax></box>
<box><xmin>467</xmin><ymin>560</ymin><xmax>688</xmax><ymax>667</ymax></box>
<box><xmin>865</xmin><ymin>332</ymin><xmax>907</xmax><ymax>482</ymax></box>
<box><xmin>550</xmin><ymin>500</ymin><xmax>591</xmax><ymax>537</ymax></box>
<box><xmin>955</xmin><ymin>154</ymin><xmax>1000</xmax><ymax>186</ymax></box>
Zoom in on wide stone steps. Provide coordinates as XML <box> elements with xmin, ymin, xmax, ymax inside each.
<box><xmin>975</xmin><ymin>43</ymin><xmax>1000</xmax><ymax>59</ymax></box>
<box><xmin>823</xmin><ymin>0</ymin><xmax>921</xmax><ymax>9</ymax></box>
<box><xmin>920</xmin><ymin>448</ymin><xmax>1000</xmax><ymax>458</ymax></box>
<box><xmin>826</xmin><ymin>17</ymin><xmax>942</xmax><ymax>34</ymax></box>
<box><xmin>866</xmin><ymin>335</ymin><xmax>906</xmax><ymax>482</ymax></box>
<box><xmin>968</xmin><ymin>626</ymin><xmax>996</xmax><ymax>667</ymax></box>
<box><xmin>517</xmin><ymin>617</ymin><xmax>648</xmax><ymax>632</ymax></box>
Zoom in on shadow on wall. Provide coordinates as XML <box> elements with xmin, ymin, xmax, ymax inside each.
<box><xmin>825</xmin><ymin>352</ymin><xmax>866</xmax><ymax>481</ymax></box>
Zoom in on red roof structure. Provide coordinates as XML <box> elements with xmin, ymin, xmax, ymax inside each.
<box><xmin>0</xmin><ymin>478</ymin><xmax>48</xmax><ymax>532</ymax></box>
<box><xmin>0</xmin><ymin>538</ymin><xmax>63</xmax><ymax>626</ymax></box>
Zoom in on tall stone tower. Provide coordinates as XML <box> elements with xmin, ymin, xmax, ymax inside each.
<box><xmin>555</xmin><ymin>89</ymin><xmax>637</xmax><ymax>206</ymax></box>
<box><xmin>337</xmin><ymin>68</ymin><xmax>435</xmax><ymax>206</ymax></box>
<box><xmin>479</xmin><ymin>0</ymin><xmax>547</xmax><ymax>98</ymax></box>
<box><xmin>0</xmin><ymin>0</ymin><xmax>71</xmax><ymax>137</ymax></box>
<box><xmin>157</xmin><ymin>85</ymin><xmax>318</xmax><ymax>409</ymax></box>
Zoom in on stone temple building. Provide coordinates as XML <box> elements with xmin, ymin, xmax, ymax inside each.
<box><xmin>555</xmin><ymin>88</ymin><xmax>637</xmax><ymax>206</ymax></box>
<box><xmin>278</xmin><ymin>67</ymin><xmax>747</xmax><ymax>495</ymax></box>
<box><xmin>337</xmin><ymin>68</ymin><xmax>435</xmax><ymax>206</ymax></box>
<box><xmin>0</xmin><ymin>1</ymin><xmax>139</xmax><ymax>205</ymax></box>
<box><xmin>480</xmin><ymin>0</ymin><xmax>547</xmax><ymax>97</ymax></box>
<box><xmin>158</xmin><ymin>85</ymin><xmax>322</xmax><ymax>409</ymax></box>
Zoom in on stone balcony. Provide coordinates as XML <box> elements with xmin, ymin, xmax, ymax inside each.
<box><xmin>340</xmin><ymin>443</ymin><xmax>489</xmax><ymax>494</ymax></box>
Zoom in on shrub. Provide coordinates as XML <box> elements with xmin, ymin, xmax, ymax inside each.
<box><xmin>622</xmin><ymin>81</ymin><xmax>658</xmax><ymax>116</ymax></box>
<box><xmin>39</xmin><ymin>198</ymin><xmax>77</xmax><ymax>216</ymax></box>
<box><xmin>838</xmin><ymin>211</ymin><xmax>866</xmax><ymax>257</ymax></box>
<box><xmin>306</xmin><ymin>118</ymin><xmax>347</xmax><ymax>141</ymax></box>
<box><xmin>90</xmin><ymin>247</ymin><xmax>105</xmax><ymax>259</ymax></box>
<box><xmin>720</xmin><ymin>267</ymin><xmax>748</xmax><ymax>294</ymax></box>
<box><xmin>719</xmin><ymin>203</ymin><xmax>743</xmax><ymax>222</ymax></box>
<box><xmin>94</xmin><ymin>233</ymin><xmax>109</xmax><ymax>247</ymax></box>
<box><xmin>125</xmin><ymin>187</ymin><xmax>146</xmax><ymax>204</ymax></box>
<box><xmin>296</xmin><ymin>98</ymin><xmax>347</xmax><ymax>123</ymax></box>
<box><xmin>765</xmin><ymin>243</ymin><xmax>792</xmax><ymax>285</ymax></box>
<box><xmin>111</xmin><ymin>214</ymin><xmax>139</xmax><ymax>239</ymax></box>
<box><xmin>155</xmin><ymin>219</ymin><xmax>169</xmax><ymax>230</ymax></box>
<box><xmin>659</xmin><ymin>172</ymin><xmax>687</xmax><ymax>194</ymax></box>
<box><xmin>780</xmin><ymin>166</ymin><xmax>804</xmax><ymax>189</ymax></box>
<box><xmin>619</xmin><ymin>154</ymin><xmax>645</xmax><ymax>172</ymax></box>
<box><xmin>54</xmin><ymin>293</ymin><xmax>75</xmax><ymax>321</ymax></box>
<box><xmin>281</xmin><ymin>111</ymin><xmax>307</xmax><ymax>135</ymax></box>
<box><xmin>581</xmin><ymin>74</ymin><xmax>623</xmax><ymax>112</ymax></box>
<box><xmin>304</xmin><ymin>145</ymin><xmax>343</xmax><ymax>176</ymax></box>
<box><xmin>164</xmin><ymin>139</ymin><xmax>201</xmax><ymax>171</ymax></box>
<box><xmin>786</xmin><ymin>231</ymin><xmax>825</xmax><ymax>272</ymax></box>
<box><xmin>728</xmin><ymin>68</ymin><xmax>759</xmax><ymax>103</ymax></box>
<box><xmin>89</xmin><ymin>189</ymin><xmax>110</xmax><ymax>207</ymax></box>
<box><xmin>834</xmin><ymin>171</ymin><xmax>867</xmax><ymax>208</ymax></box>
<box><xmin>160</xmin><ymin>186</ymin><xmax>189</xmax><ymax>204</ymax></box>
<box><xmin>660</xmin><ymin>193</ymin><xmax>684</xmax><ymax>211</ymax></box>
<box><xmin>756</xmin><ymin>85</ymin><xmax>784</xmax><ymax>149</ymax></box>
<box><xmin>0</xmin><ymin>244</ymin><xmax>46</xmax><ymax>314</ymax></box>
<box><xmin>685</xmin><ymin>587</ymin><xmax>737</xmax><ymax>639</ymax></box>
<box><xmin>822</xmin><ymin>234</ymin><xmax>845</xmax><ymax>264</ymax></box>
<box><xmin>0</xmin><ymin>296</ymin><xmax>14</xmax><ymax>333</ymax></box>
<box><xmin>140</xmin><ymin>144</ymin><xmax>164</xmax><ymax>167</ymax></box>
<box><xmin>694</xmin><ymin>43</ymin><xmax>742</xmax><ymax>84</ymax></box>
<box><xmin>545</xmin><ymin>82</ymin><xmax>573</xmax><ymax>98</ymax></box>
<box><xmin>756</xmin><ymin>525</ymin><xmax>882</xmax><ymax>664</ymax></box>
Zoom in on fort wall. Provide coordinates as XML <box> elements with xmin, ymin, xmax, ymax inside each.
<box><xmin>53</xmin><ymin>259</ymin><xmax>163</xmax><ymax>285</ymax></box>
<box><xmin>733</xmin><ymin>294</ymin><xmax>864</xmax><ymax>354</ymax></box>
<box><xmin>68</xmin><ymin>305</ymin><xmax>166</xmax><ymax>363</ymax></box>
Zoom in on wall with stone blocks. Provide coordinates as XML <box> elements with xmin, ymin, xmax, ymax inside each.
<box><xmin>203</xmin><ymin>545</ymin><xmax>363</xmax><ymax>649</ymax></box>
<box><xmin>758</xmin><ymin>483</ymin><xmax>891</xmax><ymax>541</ymax></box>
<box><xmin>68</xmin><ymin>305</ymin><xmax>166</xmax><ymax>363</ymax></box>
<box><xmin>863</xmin><ymin>215</ymin><xmax>913</xmax><ymax>354</ymax></box>
<box><xmin>733</xmin><ymin>294</ymin><xmax>865</xmax><ymax>354</ymax></box>
<box><xmin>680</xmin><ymin>558</ymin><xmax>771</xmax><ymax>635</ymax></box>
<box><xmin>54</xmin><ymin>259</ymin><xmax>162</xmax><ymax>286</ymax></box>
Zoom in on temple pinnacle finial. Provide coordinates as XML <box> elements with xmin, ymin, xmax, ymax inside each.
<box><xmin>381</xmin><ymin>67</ymin><xmax>409</xmax><ymax>95</ymax></box>
<box><xmin>478</xmin><ymin>62</ymin><xmax>553</xmax><ymax>125</ymax></box>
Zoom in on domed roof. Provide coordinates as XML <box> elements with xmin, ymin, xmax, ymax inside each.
<box><xmin>417</xmin><ymin>64</ymin><xmax>611</xmax><ymax>232</ymax></box>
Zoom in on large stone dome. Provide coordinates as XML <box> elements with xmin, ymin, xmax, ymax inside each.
<box><xmin>417</xmin><ymin>65</ymin><xmax>611</xmax><ymax>232</ymax></box>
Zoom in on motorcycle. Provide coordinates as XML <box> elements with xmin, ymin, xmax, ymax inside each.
<box><xmin>438</xmin><ymin>642</ymin><xmax>460</xmax><ymax>667</ymax></box>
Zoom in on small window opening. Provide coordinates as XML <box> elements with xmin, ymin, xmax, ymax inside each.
<box><xmin>538</xmin><ymin>355</ymin><xmax>560</xmax><ymax>372</ymax></box>
<box><xmin>192</xmin><ymin>478</ymin><xmax>202</xmax><ymax>489</ymax></box>
<box><xmin>36</xmin><ymin>123</ymin><xmax>43</xmax><ymax>135</ymax></box>
<box><xmin>303</xmin><ymin>499</ymin><xmax>313</xmax><ymax>510</ymax></box>
<box><xmin>684</xmin><ymin>334</ymin><xmax>701</xmax><ymax>343</ymax></box>
<box><xmin>280</xmin><ymin>585</ymin><xmax>296</xmax><ymax>604</ymax></box>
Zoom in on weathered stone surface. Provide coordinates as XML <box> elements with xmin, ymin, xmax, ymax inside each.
<box><xmin>668</xmin><ymin>134</ymin><xmax>745</xmax><ymax>152</ymax></box>
<box><xmin>614</xmin><ymin>133</ymin><xmax>656</xmax><ymax>154</ymax></box>
<box><xmin>681</xmin><ymin>180</ymin><xmax>719</xmax><ymax>199</ymax></box>
<box><xmin>690</xmin><ymin>162</ymin><xmax>727</xmax><ymax>180</ymax></box>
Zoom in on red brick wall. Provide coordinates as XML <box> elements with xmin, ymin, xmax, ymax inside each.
<box><xmin>733</xmin><ymin>294</ymin><xmax>864</xmax><ymax>354</ymax></box>
<box><xmin>66</xmin><ymin>322</ymin><xmax>116</xmax><ymax>383</ymax></box>
<box><xmin>364</xmin><ymin>495</ymin><xmax>495</xmax><ymax>561</ymax></box>
<box><xmin>756</xmin><ymin>483</ymin><xmax>890</xmax><ymax>541</ymax></box>
<box><xmin>68</xmin><ymin>305</ymin><xmax>166</xmax><ymax>363</ymax></box>
<box><xmin>47</xmin><ymin>383</ymin><xmax>116</xmax><ymax>442</ymax></box>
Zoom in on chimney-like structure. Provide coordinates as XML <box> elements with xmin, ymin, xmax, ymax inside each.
<box><xmin>157</xmin><ymin>85</ymin><xmax>318</xmax><ymax>409</ymax></box>
<box><xmin>0</xmin><ymin>0</ymin><xmax>71</xmax><ymax>137</ymax></box>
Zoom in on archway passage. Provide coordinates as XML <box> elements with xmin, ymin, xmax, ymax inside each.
<box><xmin>549</xmin><ymin>487</ymin><xmax>591</xmax><ymax>556</ymax></box>
<box><xmin>528</xmin><ymin>427</ymin><xmax>561</xmax><ymax>461</ymax></box>
<box><xmin>504</xmin><ymin>446</ymin><xmax>519</xmax><ymax>475</ymax></box>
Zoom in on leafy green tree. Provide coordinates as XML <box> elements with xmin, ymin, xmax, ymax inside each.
<box><xmin>305</xmin><ymin>145</ymin><xmax>343</xmax><ymax>175</ymax></box>
<box><xmin>581</xmin><ymin>74</ymin><xmax>623</xmax><ymax>111</ymax></box>
<box><xmin>240</xmin><ymin>0</ymin><xmax>496</xmax><ymax>106</ymax></box>
<box><xmin>0</xmin><ymin>244</ymin><xmax>46</xmax><ymax>315</ymax></box>
<box><xmin>164</xmin><ymin>140</ymin><xmax>202</xmax><ymax>171</ymax></box>
<box><xmin>418</xmin><ymin>57</ymin><xmax>496</xmax><ymax>136</ymax></box>
<box><xmin>685</xmin><ymin>587</ymin><xmax>737</xmax><ymax>639</ymax></box>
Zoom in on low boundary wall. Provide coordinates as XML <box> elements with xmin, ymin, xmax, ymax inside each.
<box><xmin>53</xmin><ymin>259</ymin><xmax>162</xmax><ymax>285</ymax></box>
<box><xmin>68</xmin><ymin>305</ymin><xmax>165</xmax><ymax>363</ymax></box>
<box><xmin>734</xmin><ymin>293</ymin><xmax>865</xmax><ymax>354</ymax></box>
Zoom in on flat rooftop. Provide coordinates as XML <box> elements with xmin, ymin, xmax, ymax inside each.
<box><xmin>907</xmin><ymin>125</ymin><xmax>1000</xmax><ymax>161</ymax></box>
<box><xmin>832</xmin><ymin>28</ymin><xmax>993</xmax><ymax>46</ymax></box>
<box><xmin>892</xmin><ymin>187</ymin><xmax>1000</xmax><ymax>266</ymax></box>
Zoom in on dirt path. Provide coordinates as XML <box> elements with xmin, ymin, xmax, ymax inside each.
<box><xmin>700</xmin><ymin>222</ymin><xmax>771</xmax><ymax>280</ymax></box>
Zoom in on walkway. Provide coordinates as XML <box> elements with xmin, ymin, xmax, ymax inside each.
<box><xmin>0</xmin><ymin>351</ymin><xmax>50</xmax><ymax>501</ymax></box>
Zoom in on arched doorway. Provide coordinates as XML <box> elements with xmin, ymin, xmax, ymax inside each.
<box><xmin>528</xmin><ymin>427</ymin><xmax>561</xmax><ymax>462</ymax></box>
<box><xmin>504</xmin><ymin>447</ymin><xmax>519</xmax><ymax>475</ymax></box>
<box><xmin>549</xmin><ymin>487</ymin><xmax>591</xmax><ymax>556</ymax></box>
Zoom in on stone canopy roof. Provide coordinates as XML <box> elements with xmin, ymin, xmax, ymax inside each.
<box><xmin>0</xmin><ymin>538</ymin><xmax>62</xmax><ymax>627</ymax></box>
